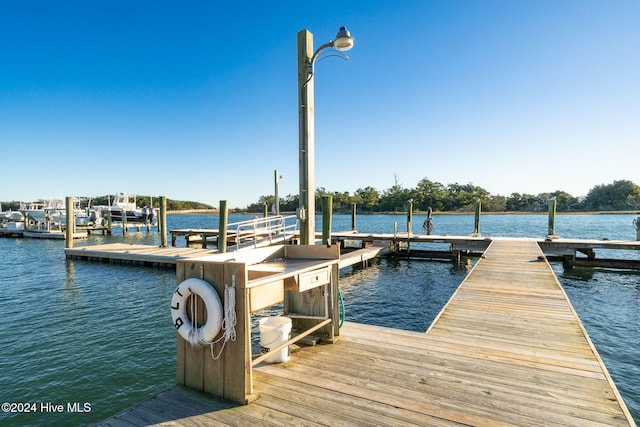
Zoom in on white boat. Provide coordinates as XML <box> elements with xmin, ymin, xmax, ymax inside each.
<box><xmin>0</xmin><ymin>203</ymin><xmax>24</xmax><ymax>222</ymax></box>
<box><xmin>20</xmin><ymin>201</ymin><xmax>64</xmax><ymax>229</ymax></box>
<box><xmin>95</xmin><ymin>193</ymin><xmax>156</xmax><ymax>224</ymax></box>
<box><xmin>20</xmin><ymin>199</ymin><xmax>89</xmax><ymax>228</ymax></box>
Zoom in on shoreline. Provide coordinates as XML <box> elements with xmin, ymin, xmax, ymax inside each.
<box><xmin>166</xmin><ymin>209</ymin><xmax>218</xmax><ymax>214</ymax></box>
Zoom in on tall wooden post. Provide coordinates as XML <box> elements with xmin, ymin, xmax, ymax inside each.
<box><xmin>121</xmin><ymin>204</ymin><xmax>127</xmax><ymax>235</ymax></box>
<box><xmin>218</xmin><ymin>200</ymin><xmax>228</xmax><ymax>253</ymax></box>
<box><xmin>322</xmin><ymin>195</ymin><xmax>333</xmax><ymax>245</ymax></box>
<box><xmin>407</xmin><ymin>200</ymin><xmax>413</xmax><ymax>235</ymax></box>
<box><xmin>263</xmin><ymin>202</ymin><xmax>268</xmax><ymax>219</ymax></box>
<box><xmin>473</xmin><ymin>200</ymin><xmax>481</xmax><ymax>236</ymax></box>
<box><xmin>106</xmin><ymin>209</ymin><xmax>113</xmax><ymax>235</ymax></box>
<box><xmin>298</xmin><ymin>29</ymin><xmax>315</xmax><ymax>245</ymax></box>
<box><xmin>407</xmin><ymin>200</ymin><xmax>413</xmax><ymax>254</ymax></box>
<box><xmin>351</xmin><ymin>203</ymin><xmax>357</xmax><ymax>231</ymax></box>
<box><xmin>160</xmin><ymin>196</ymin><xmax>168</xmax><ymax>248</ymax></box>
<box><xmin>65</xmin><ymin>196</ymin><xmax>74</xmax><ymax>248</ymax></box>
<box><xmin>548</xmin><ymin>198</ymin><xmax>557</xmax><ymax>237</ymax></box>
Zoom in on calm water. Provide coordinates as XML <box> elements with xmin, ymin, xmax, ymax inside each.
<box><xmin>0</xmin><ymin>213</ymin><xmax>638</xmax><ymax>425</ymax></box>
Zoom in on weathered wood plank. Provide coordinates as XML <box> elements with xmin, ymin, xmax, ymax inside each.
<box><xmin>256</xmin><ymin>360</ymin><xmax>516</xmax><ymax>426</ymax></box>
<box><xmin>286</xmin><ymin>338</ymin><xmax>623</xmax><ymax>423</ymax></box>
<box><xmin>300</xmin><ymin>330</ymin><xmax>617</xmax><ymax>409</ymax></box>
<box><xmin>253</xmin><ymin>369</ymin><xmax>460</xmax><ymax>427</ymax></box>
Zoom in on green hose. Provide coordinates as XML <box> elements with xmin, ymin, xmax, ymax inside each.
<box><xmin>338</xmin><ymin>287</ymin><xmax>345</xmax><ymax>328</ymax></box>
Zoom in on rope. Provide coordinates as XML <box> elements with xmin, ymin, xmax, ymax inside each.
<box><xmin>222</xmin><ymin>283</ymin><xmax>237</xmax><ymax>341</ymax></box>
<box><xmin>209</xmin><ymin>278</ymin><xmax>237</xmax><ymax>360</ymax></box>
<box><xmin>187</xmin><ymin>286</ymin><xmax>201</xmax><ymax>348</ymax></box>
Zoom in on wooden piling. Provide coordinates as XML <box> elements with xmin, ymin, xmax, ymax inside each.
<box><xmin>106</xmin><ymin>209</ymin><xmax>113</xmax><ymax>235</ymax></box>
<box><xmin>548</xmin><ymin>197</ymin><xmax>557</xmax><ymax>237</ymax></box>
<box><xmin>122</xmin><ymin>203</ymin><xmax>127</xmax><ymax>235</ymax></box>
<box><xmin>473</xmin><ymin>199</ymin><xmax>481</xmax><ymax>236</ymax></box>
<box><xmin>160</xmin><ymin>196</ymin><xmax>168</xmax><ymax>248</ymax></box>
<box><xmin>218</xmin><ymin>200</ymin><xmax>228</xmax><ymax>253</ymax></box>
<box><xmin>322</xmin><ymin>195</ymin><xmax>333</xmax><ymax>245</ymax></box>
<box><xmin>407</xmin><ymin>200</ymin><xmax>413</xmax><ymax>254</ymax></box>
<box><xmin>351</xmin><ymin>203</ymin><xmax>357</xmax><ymax>231</ymax></box>
<box><xmin>65</xmin><ymin>196</ymin><xmax>74</xmax><ymax>249</ymax></box>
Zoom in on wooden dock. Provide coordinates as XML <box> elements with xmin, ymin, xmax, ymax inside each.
<box><xmin>423</xmin><ymin>238</ymin><xmax>634</xmax><ymax>425</ymax></box>
<box><xmin>64</xmin><ymin>243</ymin><xmax>219</xmax><ymax>266</ymax></box>
<box><xmin>0</xmin><ymin>228</ymin><xmax>88</xmax><ymax>239</ymax></box>
<box><xmin>64</xmin><ymin>242</ymin><xmax>391</xmax><ymax>270</ymax></box>
<box><xmin>332</xmin><ymin>231</ymin><xmax>492</xmax><ymax>252</ymax></box>
<box><xmin>62</xmin><ymin>233</ymin><xmax>489</xmax><ymax>267</ymax></box>
<box><xmin>98</xmin><ymin>238</ymin><xmax>635</xmax><ymax>426</ymax></box>
<box><xmin>334</xmin><ymin>231</ymin><xmax>640</xmax><ymax>269</ymax></box>
<box><xmin>338</xmin><ymin>242</ymin><xmax>393</xmax><ymax>269</ymax></box>
<box><xmin>65</xmin><ymin>229</ymin><xmax>640</xmax><ymax>269</ymax></box>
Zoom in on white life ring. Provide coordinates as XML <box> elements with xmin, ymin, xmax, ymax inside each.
<box><xmin>171</xmin><ymin>278</ymin><xmax>223</xmax><ymax>348</ymax></box>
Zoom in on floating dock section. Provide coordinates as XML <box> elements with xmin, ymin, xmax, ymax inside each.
<box><xmin>98</xmin><ymin>238</ymin><xmax>635</xmax><ymax>426</ymax></box>
<box><xmin>64</xmin><ymin>243</ymin><xmax>220</xmax><ymax>266</ymax></box>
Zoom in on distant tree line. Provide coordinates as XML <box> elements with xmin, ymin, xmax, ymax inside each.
<box><xmin>245</xmin><ymin>179</ymin><xmax>640</xmax><ymax>213</ymax></box>
<box><xmin>3</xmin><ymin>180</ymin><xmax>638</xmax><ymax>213</ymax></box>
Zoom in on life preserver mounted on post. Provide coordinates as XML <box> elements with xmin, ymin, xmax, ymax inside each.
<box><xmin>171</xmin><ymin>278</ymin><xmax>223</xmax><ymax>349</ymax></box>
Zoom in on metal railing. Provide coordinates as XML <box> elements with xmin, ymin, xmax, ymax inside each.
<box><xmin>230</xmin><ymin>215</ymin><xmax>298</xmax><ymax>250</ymax></box>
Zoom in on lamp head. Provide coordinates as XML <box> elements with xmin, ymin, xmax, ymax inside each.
<box><xmin>333</xmin><ymin>26</ymin><xmax>354</xmax><ymax>52</ymax></box>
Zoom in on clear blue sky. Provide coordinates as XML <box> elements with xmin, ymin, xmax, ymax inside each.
<box><xmin>1</xmin><ymin>1</ymin><xmax>638</xmax><ymax>208</ymax></box>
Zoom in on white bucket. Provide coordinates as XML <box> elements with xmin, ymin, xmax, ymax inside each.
<box><xmin>259</xmin><ymin>316</ymin><xmax>292</xmax><ymax>363</ymax></box>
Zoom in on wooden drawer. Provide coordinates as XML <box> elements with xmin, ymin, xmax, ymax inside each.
<box><xmin>285</xmin><ymin>266</ymin><xmax>331</xmax><ymax>292</ymax></box>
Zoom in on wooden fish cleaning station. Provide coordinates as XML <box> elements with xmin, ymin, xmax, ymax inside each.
<box><xmin>99</xmin><ymin>238</ymin><xmax>636</xmax><ymax>426</ymax></box>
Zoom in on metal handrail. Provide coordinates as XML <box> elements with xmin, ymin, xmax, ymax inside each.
<box><xmin>230</xmin><ymin>215</ymin><xmax>298</xmax><ymax>249</ymax></box>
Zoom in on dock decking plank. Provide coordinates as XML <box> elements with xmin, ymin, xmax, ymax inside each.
<box><xmin>270</xmin><ymin>347</ymin><xmax>601</xmax><ymax>427</ymax></box>
<box><xmin>253</xmin><ymin>369</ymin><xmax>459</xmax><ymax>427</ymax></box>
<box><xmin>312</xmin><ymin>330</ymin><xmax>617</xmax><ymax>412</ymax></box>
<box><xmin>255</xmin><ymin>345</ymin><xmax>517</xmax><ymax>427</ymax></box>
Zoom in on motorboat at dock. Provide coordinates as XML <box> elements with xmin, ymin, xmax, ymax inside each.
<box><xmin>91</xmin><ymin>193</ymin><xmax>156</xmax><ymax>225</ymax></box>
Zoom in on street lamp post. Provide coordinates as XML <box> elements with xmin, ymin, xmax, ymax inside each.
<box><xmin>297</xmin><ymin>27</ymin><xmax>354</xmax><ymax>245</ymax></box>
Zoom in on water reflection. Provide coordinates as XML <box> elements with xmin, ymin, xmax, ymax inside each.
<box><xmin>65</xmin><ymin>258</ymin><xmax>76</xmax><ymax>285</ymax></box>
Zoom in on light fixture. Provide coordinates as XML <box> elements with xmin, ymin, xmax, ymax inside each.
<box><xmin>305</xmin><ymin>26</ymin><xmax>356</xmax><ymax>80</ymax></box>
<box><xmin>332</xmin><ymin>27</ymin><xmax>354</xmax><ymax>51</ymax></box>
